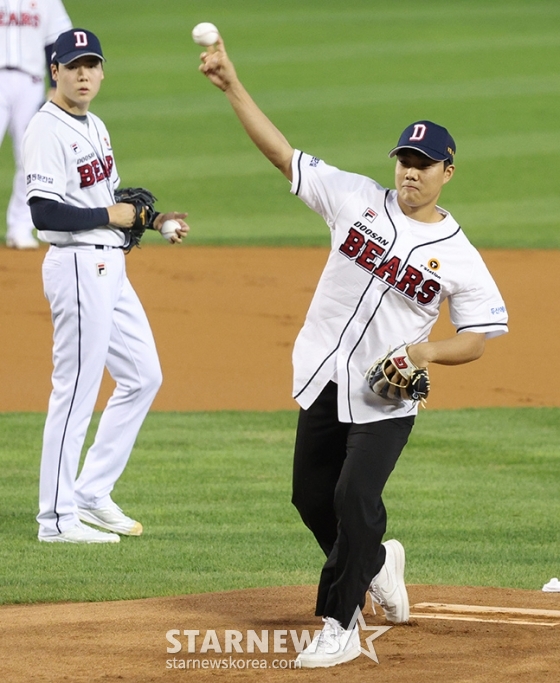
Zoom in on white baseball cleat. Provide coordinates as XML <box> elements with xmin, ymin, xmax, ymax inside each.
<box><xmin>38</xmin><ymin>521</ymin><xmax>120</xmax><ymax>544</ymax></box>
<box><xmin>6</xmin><ymin>235</ymin><xmax>39</xmax><ymax>250</ymax></box>
<box><xmin>78</xmin><ymin>499</ymin><xmax>143</xmax><ymax>536</ymax></box>
<box><xmin>295</xmin><ymin>617</ymin><xmax>360</xmax><ymax>668</ymax></box>
<box><xmin>368</xmin><ymin>539</ymin><xmax>410</xmax><ymax>623</ymax></box>
<box><xmin>542</xmin><ymin>577</ymin><xmax>560</xmax><ymax>592</ymax></box>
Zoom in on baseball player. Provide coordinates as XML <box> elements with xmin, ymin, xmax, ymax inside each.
<box><xmin>23</xmin><ymin>28</ymin><xmax>189</xmax><ymax>543</ymax></box>
<box><xmin>0</xmin><ymin>0</ymin><xmax>72</xmax><ymax>249</ymax></box>
<box><xmin>199</xmin><ymin>38</ymin><xmax>509</xmax><ymax>667</ymax></box>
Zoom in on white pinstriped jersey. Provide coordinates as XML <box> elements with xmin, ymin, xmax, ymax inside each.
<box><xmin>0</xmin><ymin>0</ymin><xmax>71</xmax><ymax>78</ymax></box>
<box><xmin>23</xmin><ymin>101</ymin><xmax>126</xmax><ymax>247</ymax></box>
<box><xmin>290</xmin><ymin>150</ymin><xmax>509</xmax><ymax>423</ymax></box>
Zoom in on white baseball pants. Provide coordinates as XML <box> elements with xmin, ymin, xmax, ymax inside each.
<box><xmin>0</xmin><ymin>69</ymin><xmax>43</xmax><ymax>241</ymax></box>
<box><xmin>37</xmin><ymin>245</ymin><xmax>162</xmax><ymax>536</ymax></box>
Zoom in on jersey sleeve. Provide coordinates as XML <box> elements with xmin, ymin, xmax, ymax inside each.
<box><xmin>290</xmin><ymin>150</ymin><xmax>382</xmax><ymax>229</ymax></box>
<box><xmin>24</xmin><ymin>115</ymin><xmax>68</xmax><ymax>204</ymax></box>
<box><xmin>448</xmin><ymin>250</ymin><xmax>509</xmax><ymax>338</ymax></box>
<box><xmin>44</xmin><ymin>0</ymin><xmax>73</xmax><ymax>45</ymax></box>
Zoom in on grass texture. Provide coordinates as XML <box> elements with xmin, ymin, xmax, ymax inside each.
<box><xmin>1</xmin><ymin>0</ymin><xmax>559</xmax><ymax>247</ymax></box>
<box><xmin>0</xmin><ymin>408</ymin><xmax>558</xmax><ymax>605</ymax></box>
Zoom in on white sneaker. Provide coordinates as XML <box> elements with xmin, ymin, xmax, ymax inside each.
<box><xmin>296</xmin><ymin>617</ymin><xmax>361</xmax><ymax>668</ymax></box>
<box><xmin>78</xmin><ymin>499</ymin><xmax>143</xmax><ymax>536</ymax></box>
<box><xmin>6</xmin><ymin>235</ymin><xmax>39</xmax><ymax>249</ymax></box>
<box><xmin>368</xmin><ymin>539</ymin><xmax>409</xmax><ymax>623</ymax></box>
<box><xmin>38</xmin><ymin>521</ymin><xmax>120</xmax><ymax>544</ymax></box>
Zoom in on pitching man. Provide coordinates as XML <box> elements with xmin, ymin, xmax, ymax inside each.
<box><xmin>23</xmin><ymin>29</ymin><xmax>189</xmax><ymax>543</ymax></box>
<box><xmin>199</xmin><ymin>37</ymin><xmax>508</xmax><ymax>668</ymax></box>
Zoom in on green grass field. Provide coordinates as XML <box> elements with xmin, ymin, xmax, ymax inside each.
<box><xmin>0</xmin><ymin>0</ymin><xmax>558</xmax><ymax>606</ymax></box>
<box><xmin>0</xmin><ymin>408</ymin><xmax>558</xmax><ymax>604</ymax></box>
<box><xmin>1</xmin><ymin>0</ymin><xmax>559</xmax><ymax>246</ymax></box>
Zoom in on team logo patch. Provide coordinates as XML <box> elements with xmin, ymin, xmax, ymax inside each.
<box><xmin>428</xmin><ymin>258</ymin><xmax>440</xmax><ymax>271</ymax></box>
<box><xmin>74</xmin><ymin>31</ymin><xmax>88</xmax><ymax>47</ymax></box>
<box><xmin>363</xmin><ymin>208</ymin><xmax>378</xmax><ymax>223</ymax></box>
<box><xmin>104</xmin><ymin>137</ymin><xmax>112</xmax><ymax>150</ymax></box>
<box><xmin>27</xmin><ymin>172</ymin><xmax>54</xmax><ymax>186</ymax></box>
<box><xmin>96</xmin><ymin>262</ymin><xmax>107</xmax><ymax>276</ymax></box>
<box><xmin>309</xmin><ymin>156</ymin><xmax>320</xmax><ymax>167</ymax></box>
<box><xmin>409</xmin><ymin>123</ymin><xmax>427</xmax><ymax>141</ymax></box>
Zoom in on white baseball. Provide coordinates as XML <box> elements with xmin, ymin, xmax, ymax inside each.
<box><xmin>160</xmin><ymin>219</ymin><xmax>181</xmax><ymax>241</ymax></box>
<box><xmin>192</xmin><ymin>22</ymin><xmax>220</xmax><ymax>46</ymax></box>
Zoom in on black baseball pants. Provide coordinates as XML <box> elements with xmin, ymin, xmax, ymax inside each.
<box><xmin>292</xmin><ymin>381</ymin><xmax>414</xmax><ymax>630</ymax></box>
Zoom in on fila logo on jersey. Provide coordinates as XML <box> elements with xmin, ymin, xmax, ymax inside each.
<box><xmin>338</xmin><ymin>226</ymin><xmax>441</xmax><ymax>305</ymax></box>
<box><xmin>78</xmin><ymin>156</ymin><xmax>114</xmax><ymax>188</ymax></box>
<box><xmin>362</xmin><ymin>208</ymin><xmax>378</xmax><ymax>223</ymax></box>
<box><xmin>97</xmin><ymin>263</ymin><xmax>107</xmax><ymax>276</ymax></box>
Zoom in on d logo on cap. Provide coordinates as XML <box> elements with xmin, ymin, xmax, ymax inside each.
<box><xmin>51</xmin><ymin>28</ymin><xmax>104</xmax><ymax>66</ymax></box>
<box><xmin>388</xmin><ymin>120</ymin><xmax>456</xmax><ymax>164</ymax></box>
<box><xmin>74</xmin><ymin>31</ymin><xmax>88</xmax><ymax>47</ymax></box>
<box><xmin>409</xmin><ymin>124</ymin><xmax>427</xmax><ymax>141</ymax></box>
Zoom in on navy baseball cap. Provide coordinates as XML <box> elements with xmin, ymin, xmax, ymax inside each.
<box><xmin>51</xmin><ymin>29</ymin><xmax>104</xmax><ymax>65</ymax></box>
<box><xmin>389</xmin><ymin>120</ymin><xmax>456</xmax><ymax>164</ymax></box>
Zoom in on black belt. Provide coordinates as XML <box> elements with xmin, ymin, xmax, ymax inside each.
<box><xmin>50</xmin><ymin>244</ymin><xmax>119</xmax><ymax>249</ymax></box>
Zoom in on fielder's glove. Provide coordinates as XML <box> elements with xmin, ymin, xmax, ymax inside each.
<box><xmin>365</xmin><ymin>344</ymin><xmax>430</xmax><ymax>406</ymax></box>
<box><xmin>114</xmin><ymin>186</ymin><xmax>158</xmax><ymax>252</ymax></box>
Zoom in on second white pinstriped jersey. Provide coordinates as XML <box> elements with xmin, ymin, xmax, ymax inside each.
<box><xmin>0</xmin><ymin>0</ymin><xmax>71</xmax><ymax>78</ymax></box>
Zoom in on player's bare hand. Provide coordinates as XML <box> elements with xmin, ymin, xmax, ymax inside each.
<box><xmin>107</xmin><ymin>202</ymin><xmax>136</xmax><ymax>228</ymax></box>
<box><xmin>154</xmin><ymin>212</ymin><xmax>189</xmax><ymax>243</ymax></box>
<box><xmin>199</xmin><ymin>37</ymin><xmax>237</xmax><ymax>91</ymax></box>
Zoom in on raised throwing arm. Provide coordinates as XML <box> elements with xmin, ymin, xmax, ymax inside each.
<box><xmin>199</xmin><ymin>37</ymin><xmax>294</xmax><ymax>180</ymax></box>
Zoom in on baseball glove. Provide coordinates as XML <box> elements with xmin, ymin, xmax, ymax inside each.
<box><xmin>365</xmin><ymin>344</ymin><xmax>430</xmax><ymax>406</ymax></box>
<box><xmin>114</xmin><ymin>186</ymin><xmax>158</xmax><ymax>252</ymax></box>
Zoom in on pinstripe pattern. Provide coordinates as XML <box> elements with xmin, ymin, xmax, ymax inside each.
<box><xmin>294</xmin><ymin>191</ymin><xmax>398</xmax><ymax>401</ymax></box>
<box><xmin>343</xmin><ymin>203</ymin><xmax>463</xmax><ymax>421</ymax></box>
<box><xmin>52</xmin><ymin>253</ymin><xmax>82</xmax><ymax>532</ymax></box>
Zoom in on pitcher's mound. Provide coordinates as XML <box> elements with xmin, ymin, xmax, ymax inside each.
<box><xmin>1</xmin><ymin>583</ymin><xmax>559</xmax><ymax>682</ymax></box>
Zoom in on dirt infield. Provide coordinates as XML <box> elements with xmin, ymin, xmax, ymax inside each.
<box><xmin>1</xmin><ymin>246</ymin><xmax>559</xmax><ymax>412</ymax></box>
<box><xmin>1</xmin><ymin>245</ymin><xmax>559</xmax><ymax>682</ymax></box>
<box><xmin>1</xmin><ymin>585</ymin><xmax>559</xmax><ymax>682</ymax></box>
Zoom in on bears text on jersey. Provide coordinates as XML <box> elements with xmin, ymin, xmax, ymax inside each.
<box><xmin>0</xmin><ymin>12</ymin><xmax>40</xmax><ymax>27</ymax></box>
<box><xmin>77</xmin><ymin>155</ymin><xmax>114</xmax><ymax>188</ymax></box>
<box><xmin>339</xmin><ymin>226</ymin><xmax>441</xmax><ymax>306</ymax></box>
